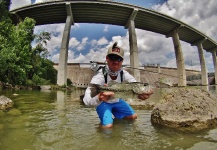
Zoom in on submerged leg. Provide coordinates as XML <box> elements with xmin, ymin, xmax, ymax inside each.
<box><xmin>96</xmin><ymin>102</ymin><xmax>114</xmax><ymax>128</ymax></box>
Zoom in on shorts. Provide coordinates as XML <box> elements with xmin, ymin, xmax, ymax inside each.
<box><xmin>96</xmin><ymin>99</ymin><xmax>135</xmax><ymax>126</ymax></box>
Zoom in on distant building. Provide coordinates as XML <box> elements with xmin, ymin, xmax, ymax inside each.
<box><xmin>53</xmin><ymin>63</ymin><xmax>201</xmax><ymax>88</ymax></box>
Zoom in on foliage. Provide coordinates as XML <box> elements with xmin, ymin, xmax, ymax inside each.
<box><xmin>208</xmin><ymin>72</ymin><xmax>214</xmax><ymax>77</ymax></box>
<box><xmin>186</xmin><ymin>74</ymin><xmax>202</xmax><ymax>81</ymax></box>
<box><xmin>67</xmin><ymin>78</ymin><xmax>72</xmax><ymax>86</ymax></box>
<box><xmin>0</xmin><ymin>1</ymin><xmax>57</xmax><ymax>86</ymax></box>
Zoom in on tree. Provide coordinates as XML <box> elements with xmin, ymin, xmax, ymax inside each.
<box><xmin>0</xmin><ymin>1</ymin><xmax>57</xmax><ymax>86</ymax></box>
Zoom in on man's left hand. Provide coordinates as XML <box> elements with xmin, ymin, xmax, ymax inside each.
<box><xmin>137</xmin><ymin>89</ymin><xmax>153</xmax><ymax>100</ymax></box>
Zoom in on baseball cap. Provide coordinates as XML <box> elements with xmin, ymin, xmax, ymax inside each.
<box><xmin>107</xmin><ymin>42</ymin><xmax>124</xmax><ymax>58</ymax></box>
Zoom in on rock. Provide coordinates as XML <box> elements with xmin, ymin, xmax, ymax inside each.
<box><xmin>40</xmin><ymin>85</ymin><xmax>51</xmax><ymax>91</ymax></box>
<box><xmin>0</xmin><ymin>95</ymin><xmax>14</xmax><ymax>110</ymax></box>
<box><xmin>151</xmin><ymin>87</ymin><xmax>217</xmax><ymax>131</ymax></box>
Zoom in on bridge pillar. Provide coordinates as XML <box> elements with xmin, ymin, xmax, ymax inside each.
<box><xmin>128</xmin><ymin>20</ymin><xmax>140</xmax><ymax>82</ymax></box>
<box><xmin>211</xmin><ymin>50</ymin><xmax>217</xmax><ymax>84</ymax></box>
<box><xmin>57</xmin><ymin>3</ymin><xmax>73</xmax><ymax>86</ymax></box>
<box><xmin>171</xmin><ymin>30</ymin><xmax>186</xmax><ymax>86</ymax></box>
<box><xmin>197</xmin><ymin>43</ymin><xmax>208</xmax><ymax>85</ymax></box>
<box><xmin>57</xmin><ymin>15</ymin><xmax>73</xmax><ymax>86</ymax></box>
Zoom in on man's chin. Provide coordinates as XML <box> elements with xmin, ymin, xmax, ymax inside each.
<box><xmin>112</xmin><ymin>69</ymin><xmax>119</xmax><ymax>72</ymax></box>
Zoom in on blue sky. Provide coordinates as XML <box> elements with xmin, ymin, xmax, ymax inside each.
<box><xmin>10</xmin><ymin>0</ymin><xmax>217</xmax><ymax>72</ymax></box>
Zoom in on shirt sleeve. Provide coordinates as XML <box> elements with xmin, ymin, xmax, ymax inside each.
<box><xmin>83</xmin><ymin>70</ymin><xmax>105</xmax><ymax>106</ymax></box>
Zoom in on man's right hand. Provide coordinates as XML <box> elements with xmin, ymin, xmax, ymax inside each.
<box><xmin>98</xmin><ymin>91</ymin><xmax>114</xmax><ymax>102</ymax></box>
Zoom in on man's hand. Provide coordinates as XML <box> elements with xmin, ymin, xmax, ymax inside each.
<box><xmin>98</xmin><ymin>91</ymin><xmax>114</xmax><ymax>102</ymax></box>
<box><xmin>137</xmin><ymin>89</ymin><xmax>154</xmax><ymax>100</ymax></box>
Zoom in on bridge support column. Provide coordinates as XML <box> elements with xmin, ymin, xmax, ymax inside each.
<box><xmin>128</xmin><ymin>20</ymin><xmax>140</xmax><ymax>82</ymax></box>
<box><xmin>171</xmin><ymin>30</ymin><xmax>186</xmax><ymax>86</ymax></box>
<box><xmin>57</xmin><ymin>15</ymin><xmax>73</xmax><ymax>86</ymax></box>
<box><xmin>211</xmin><ymin>51</ymin><xmax>217</xmax><ymax>84</ymax></box>
<box><xmin>57</xmin><ymin>3</ymin><xmax>73</xmax><ymax>86</ymax></box>
<box><xmin>197</xmin><ymin>43</ymin><xmax>208</xmax><ymax>85</ymax></box>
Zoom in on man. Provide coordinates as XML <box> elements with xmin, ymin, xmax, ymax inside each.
<box><xmin>83</xmin><ymin>42</ymin><xmax>153</xmax><ymax>128</ymax></box>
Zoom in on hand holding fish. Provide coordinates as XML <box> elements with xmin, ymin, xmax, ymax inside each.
<box><xmin>98</xmin><ymin>91</ymin><xmax>114</xmax><ymax>102</ymax></box>
<box><xmin>91</xmin><ymin>81</ymin><xmax>154</xmax><ymax>101</ymax></box>
<box><xmin>137</xmin><ymin>88</ymin><xmax>154</xmax><ymax>100</ymax></box>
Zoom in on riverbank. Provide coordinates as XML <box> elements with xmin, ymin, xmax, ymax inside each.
<box><xmin>0</xmin><ymin>81</ymin><xmax>78</xmax><ymax>91</ymax></box>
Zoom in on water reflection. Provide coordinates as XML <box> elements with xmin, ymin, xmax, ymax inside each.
<box><xmin>209</xmin><ymin>85</ymin><xmax>217</xmax><ymax>94</ymax></box>
<box><xmin>0</xmin><ymin>86</ymin><xmax>217</xmax><ymax>150</ymax></box>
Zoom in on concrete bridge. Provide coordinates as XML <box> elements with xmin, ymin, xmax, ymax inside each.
<box><xmin>10</xmin><ymin>0</ymin><xmax>217</xmax><ymax>86</ymax></box>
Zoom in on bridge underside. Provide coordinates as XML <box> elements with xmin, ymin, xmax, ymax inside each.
<box><xmin>10</xmin><ymin>1</ymin><xmax>217</xmax><ymax>86</ymax></box>
<box><xmin>10</xmin><ymin>1</ymin><xmax>217</xmax><ymax>52</ymax></box>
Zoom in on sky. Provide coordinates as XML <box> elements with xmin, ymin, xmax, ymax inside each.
<box><xmin>9</xmin><ymin>0</ymin><xmax>217</xmax><ymax>72</ymax></box>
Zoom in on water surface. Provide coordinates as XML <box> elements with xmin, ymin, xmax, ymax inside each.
<box><xmin>0</xmin><ymin>86</ymin><xmax>217</xmax><ymax>150</ymax></box>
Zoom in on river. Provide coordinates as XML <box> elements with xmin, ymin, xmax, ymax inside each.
<box><xmin>0</xmin><ymin>86</ymin><xmax>217</xmax><ymax>150</ymax></box>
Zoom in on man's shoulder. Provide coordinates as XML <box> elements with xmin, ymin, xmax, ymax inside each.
<box><xmin>90</xmin><ymin>70</ymin><xmax>105</xmax><ymax>85</ymax></box>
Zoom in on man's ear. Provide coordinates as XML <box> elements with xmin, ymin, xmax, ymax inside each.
<box><xmin>106</xmin><ymin>55</ymin><xmax>109</xmax><ymax>61</ymax></box>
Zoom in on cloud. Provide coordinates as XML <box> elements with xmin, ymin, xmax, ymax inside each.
<box><xmin>69</xmin><ymin>37</ymin><xmax>80</xmax><ymax>49</ymax></box>
<box><xmin>97</xmin><ymin>37</ymin><xmax>109</xmax><ymax>46</ymax></box>
<box><xmin>10</xmin><ymin>0</ymin><xmax>31</xmax><ymax>10</ymax></box>
<box><xmin>104</xmin><ymin>25</ymin><xmax>109</xmax><ymax>32</ymax></box>
<box><xmin>76</xmin><ymin>37</ymin><xmax>88</xmax><ymax>51</ymax></box>
<box><xmin>155</xmin><ymin>0</ymin><xmax>217</xmax><ymax>41</ymax></box>
<box><xmin>143</xmin><ymin>0</ymin><xmax>216</xmax><ymax>71</ymax></box>
<box><xmin>50</xmin><ymin>53</ymin><xmax>59</xmax><ymax>63</ymax></box>
<box><xmin>33</xmin><ymin>23</ymin><xmax>81</xmax><ymax>61</ymax></box>
<box><xmin>34</xmin><ymin>24</ymin><xmax>64</xmax><ymax>56</ymax></box>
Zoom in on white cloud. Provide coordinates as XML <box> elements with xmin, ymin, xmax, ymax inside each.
<box><xmin>10</xmin><ymin>0</ymin><xmax>31</xmax><ymax>10</ymax></box>
<box><xmin>69</xmin><ymin>37</ymin><xmax>80</xmax><ymax>48</ymax></box>
<box><xmin>34</xmin><ymin>24</ymin><xmax>64</xmax><ymax>56</ymax></box>
<box><xmin>76</xmin><ymin>37</ymin><xmax>88</xmax><ymax>51</ymax></box>
<box><xmin>50</xmin><ymin>53</ymin><xmax>59</xmax><ymax>63</ymax></box>
<box><xmin>148</xmin><ymin>0</ymin><xmax>217</xmax><ymax>71</ymax></box>
<box><xmin>86</xmin><ymin>48</ymin><xmax>107</xmax><ymax>62</ymax></box>
<box><xmin>97</xmin><ymin>37</ymin><xmax>109</xmax><ymax>45</ymax></box>
<box><xmin>155</xmin><ymin>0</ymin><xmax>217</xmax><ymax>41</ymax></box>
<box><xmin>34</xmin><ymin>23</ymin><xmax>81</xmax><ymax>57</ymax></box>
<box><xmin>104</xmin><ymin>25</ymin><xmax>109</xmax><ymax>32</ymax></box>
<box><xmin>34</xmin><ymin>0</ymin><xmax>43</xmax><ymax>3</ymax></box>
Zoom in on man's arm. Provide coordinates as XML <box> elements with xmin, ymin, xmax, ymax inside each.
<box><xmin>83</xmin><ymin>70</ymin><xmax>105</xmax><ymax>106</ymax></box>
<box><xmin>83</xmin><ymin>86</ymin><xmax>102</xmax><ymax>106</ymax></box>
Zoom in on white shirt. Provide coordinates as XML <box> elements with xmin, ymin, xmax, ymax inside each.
<box><xmin>83</xmin><ymin>68</ymin><xmax>136</xmax><ymax>106</ymax></box>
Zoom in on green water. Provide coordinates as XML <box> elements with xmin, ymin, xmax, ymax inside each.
<box><xmin>0</xmin><ymin>87</ymin><xmax>217</xmax><ymax>150</ymax></box>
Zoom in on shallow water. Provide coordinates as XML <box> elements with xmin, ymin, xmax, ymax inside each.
<box><xmin>0</xmin><ymin>86</ymin><xmax>217</xmax><ymax>150</ymax></box>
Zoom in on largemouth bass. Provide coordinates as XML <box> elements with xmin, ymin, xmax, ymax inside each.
<box><xmin>90</xmin><ymin>81</ymin><xmax>153</xmax><ymax>99</ymax></box>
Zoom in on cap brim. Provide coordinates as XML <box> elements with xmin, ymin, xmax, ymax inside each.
<box><xmin>107</xmin><ymin>53</ymin><xmax>123</xmax><ymax>58</ymax></box>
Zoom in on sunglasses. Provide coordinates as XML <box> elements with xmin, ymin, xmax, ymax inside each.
<box><xmin>108</xmin><ymin>54</ymin><xmax>123</xmax><ymax>62</ymax></box>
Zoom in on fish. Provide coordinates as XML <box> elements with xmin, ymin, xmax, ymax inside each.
<box><xmin>89</xmin><ymin>81</ymin><xmax>153</xmax><ymax>99</ymax></box>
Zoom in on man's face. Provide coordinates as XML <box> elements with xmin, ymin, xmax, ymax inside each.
<box><xmin>106</xmin><ymin>54</ymin><xmax>123</xmax><ymax>72</ymax></box>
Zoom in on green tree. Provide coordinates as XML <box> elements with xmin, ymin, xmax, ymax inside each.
<box><xmin>0</xmin><ymin>1</ymin><xmax>57</xmax><ymax>86</ymax></box>
<box><xmin>0</xmin><ymin>0</ymin><xmax>16</xmax><ymax>84</ymax></box>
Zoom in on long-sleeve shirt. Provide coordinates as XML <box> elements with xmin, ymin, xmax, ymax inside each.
<box><xmin>83</xmin><ymin>68</ymin><xmax>136</xmax><ymax>106</ymax></box>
